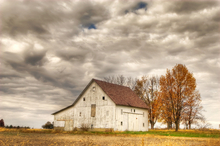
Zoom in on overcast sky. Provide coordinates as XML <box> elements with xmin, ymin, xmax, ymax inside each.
<box><xmin>0</xmin><ymin>0</ymin><xmax>219</xmax><ymax>129</ymax></box>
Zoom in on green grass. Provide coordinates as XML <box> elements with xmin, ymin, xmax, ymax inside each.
<box><xmin>146</xmin><ymin>130</ymin><xmax>220</xmax><ymax>138</ymax></box>
<box><xmin>89</xmin><ymin>130</ymin><xmax>220</xmax><ymax>138</ymax></box>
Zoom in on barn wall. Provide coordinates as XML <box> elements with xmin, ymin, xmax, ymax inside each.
<box><xmin>74</xmin><ymin>82</ymin><xmax>116</xmax><ymax>129</ymax></box>
<box><xmin>53</xmin><ymin>106</ymin><xmax>74</xmax><ymax>131</ymax></box>
<box><xmin>115</xmin><ymin>105</ymin><xmax>148</xmax><ymax>131</ymax></box>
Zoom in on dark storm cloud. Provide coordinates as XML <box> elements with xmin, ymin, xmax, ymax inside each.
<box><xmin>1</xmin><ymin>49</ymin><xmax>87</xmax><ymax>97</ymax></box>
<box><xmin>23</xmin><ymin>45</ymin><xmax>48</xmax><ymax>66</ymax></box>
<box><xmin>0</xmin><ymin>0</ymin><xmax>61</xmax><ymax>37</ymax></box>
<box><xmin>56</xmin><ymin>47</ymin><xmax>89</xmax><ymax>62</ymax></box>
<box><xmin>0</xmin><ymin>72</ymin><xmax>22</xmax><ymax>79</ymax></box>
<box><xmin>171</xmin><ymin>16</ymin><xmax>219</xmax><ymax>37</ymax></box>
<box><xmin>166</xmin><ymin>1</ymin><xmax>218</xmax><ymax>14</ymax></box>
<box><xmin>0</xmin><ymin>0</ymin><xmax>109</xmax><ymax>39</ymax></box>
<box><xmin>74</xmin><ymin>1</ymin><xmax>109</xmax><ymax>28</ymax></box>
<box><xmin>2</xmin><ymin>52</ymin><xmax>59</xmax><ymax>89</ymax></box>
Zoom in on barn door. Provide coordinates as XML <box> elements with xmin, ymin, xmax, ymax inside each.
<box><xmin>91</xmin><ymin>104</ymin><xmax>96</xmax><ymax>117</ymax></box>
<box><xmin>64</xmin><ymin>120</ymin><xmax>70</xmax><ymax>131</ymax></box>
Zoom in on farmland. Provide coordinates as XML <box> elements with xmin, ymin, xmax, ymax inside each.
<box><xmin>0</xmin><ymin>128</ymin><xmax>219</xmax><ymax>146</ymax></box>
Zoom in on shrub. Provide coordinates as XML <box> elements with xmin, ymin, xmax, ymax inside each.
<box><xmin>73</xmin><ymin>127</ymin><xmax>78</xmax><ymax>131</ymax></box>
<box><xmin>42</xmin><ymin>121</ymin><xmax>54</xmax><ymax>129</ymax></box>
<box><xmin>80</xmin><ymin>123</ymin><xmax>90</xmax><ymax>131</ymax></box>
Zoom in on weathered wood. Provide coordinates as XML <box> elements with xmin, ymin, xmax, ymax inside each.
<box><xmin>91</xmin><ymin>104</ymin><xmax>96</xmax><ymax>117</ymax></box>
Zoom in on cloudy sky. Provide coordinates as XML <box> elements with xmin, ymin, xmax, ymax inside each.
<box><xmin>0</xmin><ymin>0</ymin><xmax>219</xmax><ymax>129</ymax></box>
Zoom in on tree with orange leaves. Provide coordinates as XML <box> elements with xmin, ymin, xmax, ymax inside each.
<box><xmin>159</xmin><ymin>71</ymin><xmax>174</xmax><ymax>129</ymax></box>
<box><xmin>135</xmin><ymin>76</ymin><xmax>161</xmax><ymax>129</ymax></box>
<box><xmin>160</xmin><ymin>64</ymin><xmax>198</xmax><ymax>131</ymax></box>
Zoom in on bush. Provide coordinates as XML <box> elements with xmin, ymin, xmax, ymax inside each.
<box><xmin>42</xmin><ymin>121</ymin><xmax>54</xmax><ymax>129</ymax></box>
<box><xmin>73</xmin><ymin>127</ymin><xmax>78</xmax><ymax>131</ymax></box>
<box><xmin>80</xmin><ymin>123</ymin><xmax>90</xmax><ymax>131</ymax></box>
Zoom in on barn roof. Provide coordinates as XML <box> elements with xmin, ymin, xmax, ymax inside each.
<box><xmin>52</xmin><ymin>79</ymin><xmax>148</xmax><ymax>115</ymax></box>
<box><xmin>93</xmin><ymin>79</ymin><xmax>149</xmax><ymax>109</ymax></box>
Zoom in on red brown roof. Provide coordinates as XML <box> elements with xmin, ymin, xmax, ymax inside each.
<box><xmin>52</xmin><ymin>78</ymin><xmax>148</xmax><ymax>115</ymax></box>
<box><xmin>93</xmin><ymin>79</ymin><xmax>149</xmax><ymax>109</ymax></box>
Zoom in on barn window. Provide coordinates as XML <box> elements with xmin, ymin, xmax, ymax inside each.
<box><xmin>131</xmin><ymin>109</ymin><xmax>132</xmax><ymax>112</ymax></box>
<box><xmin>121</xmin><ymin>109</ymin><xmax>123</xmax><ymax>115</ymax></box>
<box><xmin>134</xmin><ymin>109</ymin><xmax>135</xmax><ymax>113</ymax></box>
<box><xmin>121</xmin><ymin>122</ymin><xmax>123</xmax><ymax>126</ymax></box>
<box><xmin>143</xmin><ymin>123</ymin><xmax>145</xmax><ymax>127</ymax></box>
<box><xmin>79</xmin><ymin>112</ymin><xmax>81</xmax><ymax>117</ymax></box>
<box><xmin>91</xmin><ymin>104</ymin><xmax>96</xmax><ymax>117</ymax></box>
<box><xmin>143</xmin><ymin>112</ymin><xmax>144</xmax><ymax>117</ymax></box>
<box><xmin>83</xmin><ymin>97</ymin><xmax>85</xmax><ymax>101</ymax></box>
<box><xmin>102</xmin><ymin>96</ymin><xmax>105</xmax><ymax>100</ymax></box>
<box><xmin>93</xmin><ymin>87</ymin><xmax>96</xmax><ymax>92</ymax></box>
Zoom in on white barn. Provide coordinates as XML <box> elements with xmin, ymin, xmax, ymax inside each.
<box><xmin>52</xmin><ymin>79</ymin><xmax>149</xmax><ymax>131</ymax></box>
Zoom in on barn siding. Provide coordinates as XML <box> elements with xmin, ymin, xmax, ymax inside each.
<box><xmin>115</xmin><ymin>105</ymin><xmax>148</xmax><ymax>131</ymax></box>
<box><xmin>54</xmin><ymin>82</ymin><xmax>116</xmax><ymax>131</ymax></box>
<box><xmin>74</xmin><ymin>82</ymin><xmax>116</xmax><ymax>129</ymax></box>
<box><xmin>54</xmin><ymin>106</ymin><xmax>74</xmax><ymax>131</ymax></box>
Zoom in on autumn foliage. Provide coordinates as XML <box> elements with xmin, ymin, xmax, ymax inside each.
<box><xmin>134</xmin><ymin>76</ymin><xmax>161</xmax><ymax>129</ymax></box>
<box><xmin>104</xmin><ymin>64</ymin><xmax>203</xmax><ymax>131</ymax></box>
<box><xmin>159</xmin><ymin>64</ymin><xmax>202</xmax><ymax>131</ymax></box>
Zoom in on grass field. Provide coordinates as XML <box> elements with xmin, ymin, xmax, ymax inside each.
<box><xmin>0</xmin><ymin>128</ymin><xmax>219</xmax><ymax>146</ymax></box>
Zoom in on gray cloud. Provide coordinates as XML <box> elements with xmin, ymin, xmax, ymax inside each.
<box><xmin>0</xmin><ymin>0</ymin><xmax>219</xmax><ymax>129</ymax></box>
<box><xmin>166</xmin><ymin>1</ymin><xmax>219</xmax><ymax>14</ymax></box>
<box><xmin>23</xmin><ymin>45</ymin><xmax>48</xmax><ymax>66</ymax></box>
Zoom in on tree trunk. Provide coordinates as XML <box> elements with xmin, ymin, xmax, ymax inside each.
<box><xmin>151</xmin><ymin>122</ymin><xmax>155</xmax><ymax>129</ymax></box>
<box><xmin>185</xmin><ymin>123</ymin><xmax>188</xmax><ymax>129</ymax></box>
<box><xmin>189</xmin><ymin>121</ymin><xmax>191</xmax><ymax>129</ymax></box>
<box><xmin>175</xmin><ymin>121</ymin><xmax>179</xmax><ymax>131</ymax></box>
<box><xmin>167</xmin><ymin>121</ymin><xmax>172</xmax><ymax>129</ymax></box>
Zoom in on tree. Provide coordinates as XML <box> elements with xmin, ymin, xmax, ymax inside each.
<box><xmin>159</xmin><ymin>72</ymin><xmax>174</xmax><ymax>129</ymax></box>
<box><xmin>0</xmin><ymin>119</ymin><xmax>4</xmax><ymax>127</ymax></box>
<box><xmin>42</xmin><ymin>121</ymin><xmax>53</xmax><ymax>129</ymax></box>
<box><xmin>159</xmin><ymin>64</ymin><xmax>198</xmax><ymax>131</ymax></box>
<box><xmin>103</xmin><ymin>75</ymin><xmax>137</xmax><ymax>91</ymax></box>
<box><xmin>182</xmin><ymin>90</ymin><xmax>204</xmax><ymax>129</ymax></box>
<box><xmin>134</xmin><ymin>76</ymin><xmax>161</xmax><ymax>129</ymax></box>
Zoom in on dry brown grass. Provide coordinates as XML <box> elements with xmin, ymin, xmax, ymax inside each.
<box><xmin>0</xmin><ymin>128</ymin><xmax>219</xmax><ymax>146</ymax></box>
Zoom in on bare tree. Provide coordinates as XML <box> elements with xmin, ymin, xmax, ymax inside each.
<box><xmin>103</xmin><ymin>76</ymin><xmax>116</xmax><ymax>83</ymax></box>
<box><xmin>103</xmin><ymin>75</ymin><xmax>137</xmax><ymax>90</ymax></box>
<box><xmin>116</xmin><ymin>75</ymin><xmax>126</xmax><ymax>86</ymax></box>
<box><xmin>126</xmin><ymin>77</ymin><xmax>137</xmax><ymax>91</ymax></box>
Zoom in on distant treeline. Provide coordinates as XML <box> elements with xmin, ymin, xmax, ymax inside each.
<box><xmin>1</xmin><ymin>118</ymin><xmax>31</xmax><ymax>129</ymax></box>
<box><xmin>4</xmin><ymin>125</ymin><xmax>31</xmax><ymax>129</ymax></box>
